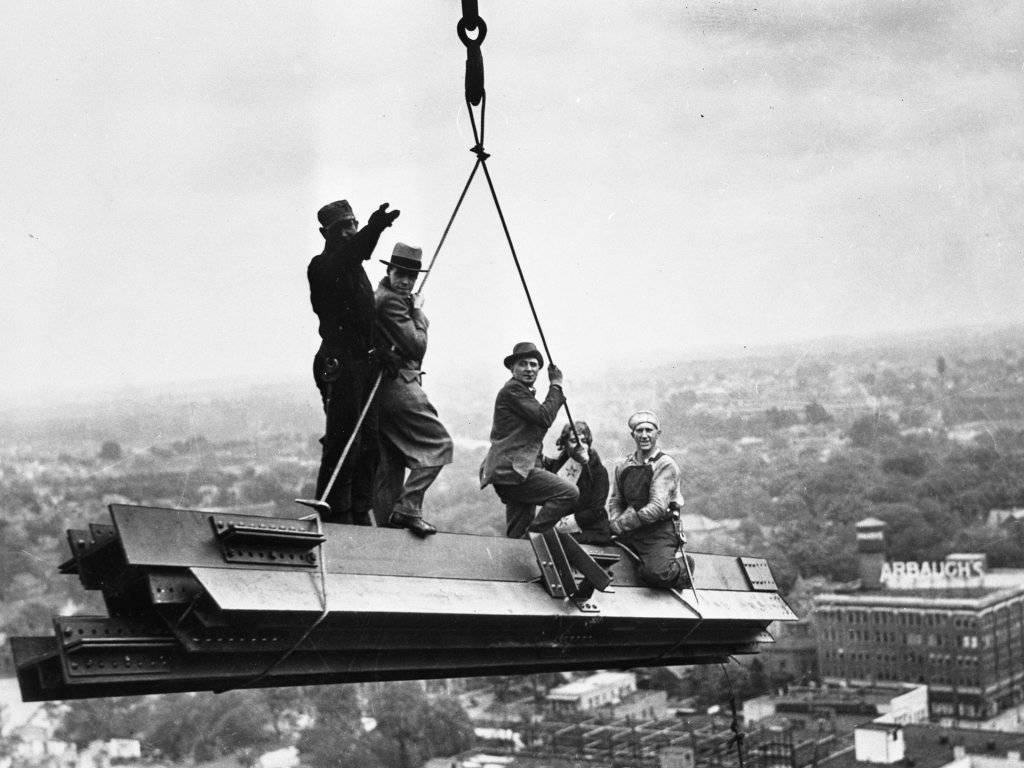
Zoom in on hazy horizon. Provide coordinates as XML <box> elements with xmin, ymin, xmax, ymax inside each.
<box><xmin>3</xmin><ymin>2</ymin><xmax>1022</xmax><ymax>403</ymax></box>
<box><xmin>1</xmin><ymin>318</ymin><xmax>1016</xmax><ymax>417</ymax></box>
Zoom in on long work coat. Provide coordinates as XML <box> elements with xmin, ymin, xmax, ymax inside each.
<box><xmin>374</xmin><ymin>279</ymin><xmax>453</xmax><ymax>469</ymax></box>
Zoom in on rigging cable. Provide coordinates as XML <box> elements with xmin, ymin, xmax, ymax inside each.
<box><xmin>456</xmin><ymin>1</ymin><xmax>583</xmax><ymax>444</ymax></box>
<box><xmin>249</xmin><ymin>6</ymin><xmax>582</xmax><ymax>692</ymax></box>
<box><xmin>721</xmin><ymin>660</ymin><xmax>748</xmax><ymax>768</ymax></box>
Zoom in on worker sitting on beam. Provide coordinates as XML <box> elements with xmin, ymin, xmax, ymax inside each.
<box><xmin>608</xmin><ymin>411</ymin><xmax>692</xmax><ymax>591</ymax></box>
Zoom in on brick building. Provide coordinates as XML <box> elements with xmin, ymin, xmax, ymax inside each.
<box><xmin>813</xmin><ymin>519</ymin><xmax>1024</xmax><ymax>722</ymax></box>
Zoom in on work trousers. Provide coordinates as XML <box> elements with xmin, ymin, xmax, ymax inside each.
<box><xmin>494</xmin><ymin>468</ymin><xmax>580</xmax><ymax>539</ymax></box>
<box><xmin>314</xmin><ymin>357</ymin><xmax>379</xmax><ymax>525</ymax></box>
<box><xmin>619</xmin><ymin>518</ymin><xmax>689</xmax><ymax>590</ymax></box>
<box><xmin>373</xmin><ymin>439</ymin><xmax>444</xmax><ymax>525</ymax></box>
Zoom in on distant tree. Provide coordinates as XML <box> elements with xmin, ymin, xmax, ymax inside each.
<box><xmin>846</xmin><ymin>413</ymin><xmax>899</xmax><ymax>448</ymax></box>
<box><xmin>239</xmin><ymin>472</ymin><xmax>287</xmax><ymax>505</ymax></box>
<box><xmin>99</xmin><ymin>440</ymin><xmax>123</xmax><ymax>461</ymax></box>
<box><xmin>898</xmin><ymin>406</ymin><xmax>929</xmax><ymax>428</ymax></box>
<box><xmin>766</xmin><ymin>407</ymin><xmax>799</xmax><ymax>430</ymax></box>
<box><xmin>367</xmin><ymin>682</ymin><xmax>473</xmax><ymax>768</ymax></box>
<box><xmin>881</xmin><ymin>450</ymin><xmax>928</xmax><ymax>478</ymax></box>
<box><xmin>936</xmin><ymin>355</ymin><xmax>947</xmax><ymax>377</ymax></box>
<box><xmin>300</xmin><ymin>686</ymin><xmax>381</xmax><ymax>768</ymax></box>
<box><xmin>143</xmin><ymin>691</ymin><xmax>275</xmax><ymax>762</ymax></box>
<box><xmin>804</xmin><ymin>401</ymin><xmax>832</xmax><ymax>425</ymax></box>
<box><xmin>57</xmin><ymin>697</ymin><xmax>152</xmax><ymax>746</ymax></box>
<box><xmin>871</xmin><ymin>501</ymin><xmax>957</xmax><ymax>562</ymax></box>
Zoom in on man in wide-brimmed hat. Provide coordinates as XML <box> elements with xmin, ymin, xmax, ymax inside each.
<box><xmin>608</xmin><ymin>410</ymin><xmax>690</xmax><ymax>590</ymax></box>
<box><xmin>480</xmin><ymin>342</ymin><xmax>579</xmax><ymax>538</ymax></box>
<box><xmin>372</xmin><ymin>242</ymin><xmax>452</xmax><ymax>536</ymax></box>
<box><xmin>307</xmin><ymin>198</ymin><xmax>399</xmax><ymax>524</ymax></box>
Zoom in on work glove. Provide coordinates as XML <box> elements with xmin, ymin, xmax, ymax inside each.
<box><xmin>368</xmin><ymin>203</ymin><xmax>400</xmax><ymax>230</ymax></box>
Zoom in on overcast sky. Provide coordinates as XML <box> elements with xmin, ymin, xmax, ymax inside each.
<box><xmin>2</xmin><ymin>1</ymin><xmax>1022</xmax><ymax>404</ymax></box>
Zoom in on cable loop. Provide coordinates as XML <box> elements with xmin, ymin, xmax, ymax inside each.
<box><xmin>456</xmin><ymin>16</ymin><xmax>487</xmax><ymax>45</ymax></box>
<box><xmin>457</xmin><ymin>17</ymin><xmax>486</xmax><ymax>106</ymax></box>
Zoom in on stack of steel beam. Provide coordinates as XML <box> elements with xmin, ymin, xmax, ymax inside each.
<box><xmin>10</xmin><ymin>504</ymin><xmax>797</xmax><ymax>701</ymax></box>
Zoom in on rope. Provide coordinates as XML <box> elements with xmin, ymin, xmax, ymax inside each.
<box><xmin>316</xmin><ymin>372</ymin><xmax>384</xmax><ymax>504</ymax></box>
<box><xmin>416</xmin><ymin>158</ymin><xmax>481</xmax><ymax>296</ymax></box>
<box><xmin>465</xmin><ymin>98</ymin><xmax>583</xmax><ymax>444</ymax></box>
<box><xmin>722</xmin><ymin>661</ymin><xmax>748</xmax><ymax>768</ymax></box>
<box><xmin>214</xmin><ymin>513</ymin><xmax>330</xmax><ymax>693</ymax></box>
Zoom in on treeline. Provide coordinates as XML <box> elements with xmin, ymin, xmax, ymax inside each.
<box><xmin>54</xmin><ymin>682</ymin><xmax>472</xmax><ymax>768</ymax></box>
<box><xmin>677</xmin><ymin>414</ymin><xmax>1024</xmax><ymax>590</ymax></box>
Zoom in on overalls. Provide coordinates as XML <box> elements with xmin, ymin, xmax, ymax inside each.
<box><xmin>617</xmin><ymin>463</ymin><xmax>690</xmax><ymax>590</ymax></box>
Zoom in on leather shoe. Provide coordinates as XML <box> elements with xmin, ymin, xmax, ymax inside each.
<box><xmin>389</xmin><ymin>511</ymin><xmax>437</xmax><ymax>537</ymax></box>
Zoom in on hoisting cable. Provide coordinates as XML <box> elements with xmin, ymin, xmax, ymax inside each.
<box><xmin>295</xmin><ymin>86</ymin><xmax>490</xmax><ymax>518</ymax></box>
<box><xmin>456</xmin><ymin>3</ymin><xmax>583</xmax><ymax>445</ymax></box>
<box><xmin>416</xmin><ymin>158</ymin><xmax>481</xmax><ymax>296</ymax></box>
<box><xmin>722</xmin><ymin>660</ymin><xmax>748</xmax><ymax>768</ymax></box>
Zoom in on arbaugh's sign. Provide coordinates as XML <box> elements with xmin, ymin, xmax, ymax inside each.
<box><xmin>880</xmin><ymin>559</ymin><xmax>984</xmax><ymax>582</ymax></box>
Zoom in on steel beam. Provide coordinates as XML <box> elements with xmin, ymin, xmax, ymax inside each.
<box><xmin>8</xmin><ymin>504</ymin><xmax>798</xmax><ymax>702</ymax></box>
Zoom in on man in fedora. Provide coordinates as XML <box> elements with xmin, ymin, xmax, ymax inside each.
<box><xmin>372</xmin><ymin>242</ymin><xmax>452</xmax><ymax>536</ymax></box>
<box><xmin>307</xmin><ymin>199</ymin><xmax>399</xmax><ymax>524</ymax></box>
<box><xmin>608</xmin><ymin>410</ymin><xmax>690</xmax><ymax>590</ymax></box>
<box><xmin>480</xmin><ymin>342</ymin><xmax>579</xmax><ymax>538</ymax></box>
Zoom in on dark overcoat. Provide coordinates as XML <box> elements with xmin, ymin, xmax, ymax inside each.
<box><xmin>307</xmin><ymin>222</ymin><xmax>386</xmax><ymax>362</ymax></box>
<box><xmin>374</xmin><ymin>279</ymin><xmax>453</xmax><ymax>469</ymax></box>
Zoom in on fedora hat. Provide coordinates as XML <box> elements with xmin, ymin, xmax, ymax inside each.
<box><xmin>317</xmin><ymin>199</ymin><xmax>355</xmax><ymax>228</ymax></box>
<box><xmin>380</xmin><ymin>242</ymin><xmax>429</xmax><ymax>272</ymax></box>
<box><xmin>503</xmin><ymin>341</ymin><xmax>545</xmax><ymax>370</ymax></box>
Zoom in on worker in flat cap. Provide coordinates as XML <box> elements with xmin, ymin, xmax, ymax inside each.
<box><xmin>372</xmin><ymin>243</ymin><xmax>453</xmax><ymax>536</ymax></box>
<box><xmin>307</xmin><ymin>198</ymin><xmax>400</xmax><ymax>524</ymax></box>
<box><xmin>608</xmin><ymin>410</ymin><xmax>690</xmax><ymax>590</ymax></box>
<box><xmin>480</xmin><ymin>342</ymin><xmax>579</xmax><ymax>538</ymax></box>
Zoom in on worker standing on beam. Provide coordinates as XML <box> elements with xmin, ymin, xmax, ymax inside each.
<box><xmin>480</xmin><ymin>342</ymin><xmax>579</xmax><ymax>538</ymax></box>
<box><xmin>372</xmin><ymin>243</ymin><xmax>452</xmax><ymax>537</ymax></box>
<box><xmin>307</xmin><ymin>199</ymin><xmax>399</xmax><ymax>524</ymax></box>
<box><xmin>608</xmin><ymin>411</ymin><xmax>692</xmax><ymax>590</ymax></box>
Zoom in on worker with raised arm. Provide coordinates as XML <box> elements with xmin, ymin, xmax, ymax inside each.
<box><xmin>608</xmin><ymin>410</ymin><xmax>691</xmax><ymax>590</ymax></box>
<box><xmin>307</xmin><ymin>199</ymin><xmax>399</xmax><ymax>524</ymax></box>
<box><xmin>480</xmin><ymin>342</ymin><xmax>580</xmax><ymax>538</ymax></box>
<box><xmin>372</xmin><ymin>243</ymin><xmax>452</xmax><ymax>537</ymax></box>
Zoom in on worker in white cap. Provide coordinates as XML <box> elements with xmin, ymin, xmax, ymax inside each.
<box><xmin>608</xmin><ymin>410</ymin><xmax>690</xmax><ymax>590</ymax></box>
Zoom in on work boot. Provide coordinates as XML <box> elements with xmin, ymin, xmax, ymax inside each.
<box><xmin>389</xmin><ymin>511</ymin><xmax>437</xmax><ymax>537</ymax></box>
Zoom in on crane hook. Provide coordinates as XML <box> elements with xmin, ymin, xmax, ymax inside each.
<box><xmin>457</xmin><ymin>12</ymin><xmax>486</xmax><ymax>107</ymax></box>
